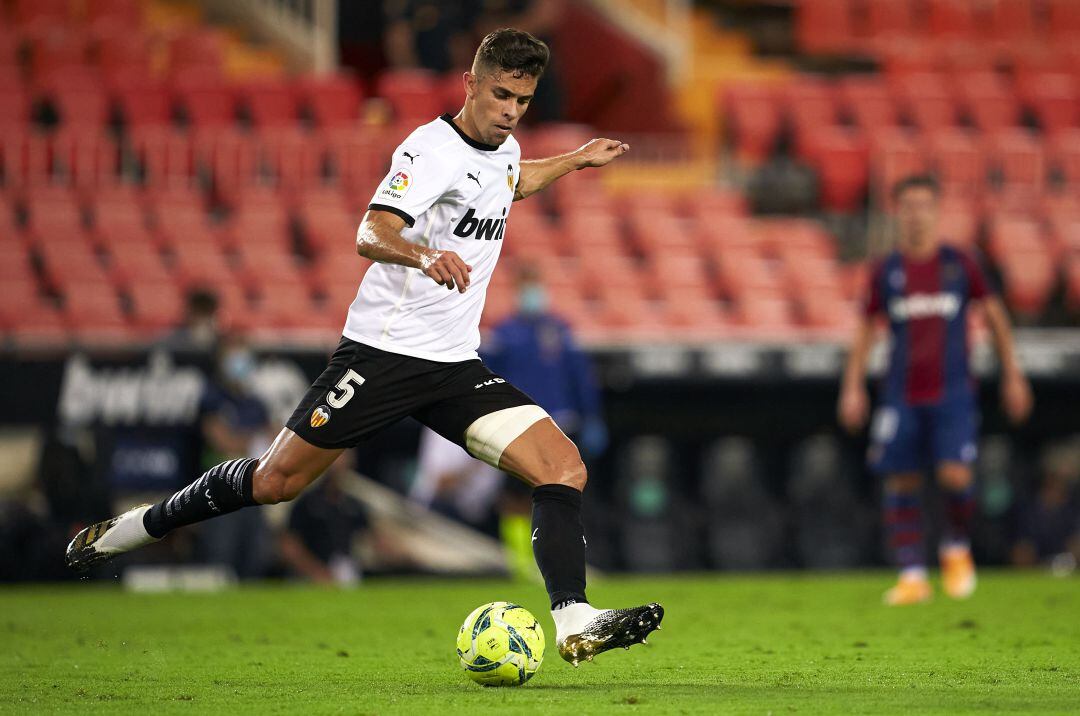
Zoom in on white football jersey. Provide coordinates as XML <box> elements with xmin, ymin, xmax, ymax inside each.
<box><xmin>342</xmin><ymin>114</ymin><xmax>520</xmax><ymax>362</ymax></box>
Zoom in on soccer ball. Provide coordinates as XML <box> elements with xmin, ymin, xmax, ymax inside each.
<box><xmin>456</xmin><ymin>601</ymin><xmax>545</xmax><ymax>686</ymax></box>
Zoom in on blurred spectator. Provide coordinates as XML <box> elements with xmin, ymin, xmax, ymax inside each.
<box><xmin>787</xmin><ymin>434</ymin><xmax>873</xmax><ymax>568</ymax></box>
<box><xmin>1011</xmin><ymin>442</ymin><xmax>1080</xmax><ymax>570</ymax></box>
<box><xmin>161</xmin><ymin>288</ymin><xmax>221</xmax><ymax>354</ymax></box>
<box><xmin>411</xmin><ymin>427</ymin><xmax>502</xmax><ymax>530</ymax></box>
<box><xmin>483</xmin><ymin>265</ymin><xmax>607</xmax><ymax>458</ymax></box>
<box><xmin>614</xmin><ymin>436</ymin><xmax>695</xmax><ymax>571</ymax></box>
<box><xmin>278</xmin><ymin>455</ymin><xmax>371</xmax><ymax>585</ymax></box>
<box><xmin>702</xmin><ymin>437</ymin><xmax>784</xmax><ymax>569</ymax></box>
<box><xmin>194</xmin><ymin>337</ymin><xmax>274</xmax><ymax>579</ymax></box>
<box><xmin>384</xmin><ymin>0</ymin><xmax>476</xmax><ymax>72</ymax></box>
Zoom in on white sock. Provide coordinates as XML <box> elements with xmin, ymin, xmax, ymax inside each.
<box><xmin>95</xmin><ymin>505</ymin><xmax>159</xmax><ymax>554</ymax></box>
<box><xmin>552</xmin><ymin>602</ymin><xmax>602</xmax><ymax>644</ymax></box>
<box><xmin>900</xmin><ymin>566</ymin><xmax>928</xmax><ymax>581</ymax></box>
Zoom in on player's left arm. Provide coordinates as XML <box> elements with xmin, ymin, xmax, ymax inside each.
<box><xmin>513</xmin><ymin>138</ymin><xmax>630</xmax><ymax>201</ymax></box>
<box><xmin>980</xmin><ymin>296</ymin><xmax>1033</xmax><ymax>424</ymax></box>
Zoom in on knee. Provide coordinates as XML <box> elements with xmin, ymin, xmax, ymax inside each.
<box><xmin>938</xmin><ymin>464</ymin><xmax>973</xmax><ymax>492</ymax></box>
<box><xmin>553</xmin><ymin>459</ymin><xmax>588</xmax><ymax>492</ymax></box>
<box><xmin>886</xmin><ymin>472</ymin><xmax>922</xmax><ymax>494</ymax></box>
<box><xmin>251</xmin><ymin>463</ymin><xmax>306</xmax><ymax>505</ymax></box>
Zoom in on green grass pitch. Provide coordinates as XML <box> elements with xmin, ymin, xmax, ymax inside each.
<box><xmin>2</xmin><ymin>572</ymin><xmax>1077</xmax><ymax>714</ymax></box>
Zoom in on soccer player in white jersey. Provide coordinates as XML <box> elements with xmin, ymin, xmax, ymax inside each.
<box><xmin>67</xmin><ymin>29</ymin><xmax>662</xmax><ymax>665</ymax></box>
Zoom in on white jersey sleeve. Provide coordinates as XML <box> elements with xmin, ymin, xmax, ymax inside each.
<box><xmin>368</xmin><ymin>140</ymin><xmax>455</xmax><ymax>227</ymax></box>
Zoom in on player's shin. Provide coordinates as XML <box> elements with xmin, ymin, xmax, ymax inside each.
<box><xmin>143</xmin><ymin>458</ymin><xmax>260</xmax><ymax>538</ymax></box>
<box><xmin>942</xmin><ymin>483</ymin><xmax>976</xmax><ymax>548</ymax></box>
<box><xmin>884</xmin><ymin>487</ymin><xmax>926</xmax><ymax>577</ymax></box>
<box><xmin>530</xmin><ymin>483</ymin><xmax>588</xmax><ymax>609</ymax></box>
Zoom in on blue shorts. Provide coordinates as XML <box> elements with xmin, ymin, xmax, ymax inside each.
<box><xmin>867</xmin><ymin>398</ymin><xmax>979</xmax><ymax>475</ymax></box>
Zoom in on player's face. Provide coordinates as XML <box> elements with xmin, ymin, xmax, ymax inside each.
<box><xmin>465</xmin><ymin>70</ymin><xmax>538</xmax><ymax>145</ymax></box>
<box><xmin>895</xmin><ymin>187</ymin><xmax>939</xmax><ymax>254</ymax></box>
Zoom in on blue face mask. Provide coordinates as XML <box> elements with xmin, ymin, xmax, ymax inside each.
<box><xmin>518</xmin><ymin>285</ymin><xmax>549</xmax><ymax>315</ymax></box>
<box><xmin>223</xmin><ymin>351</ymin><xmax>256</xmax><ymax>384</ymax></box>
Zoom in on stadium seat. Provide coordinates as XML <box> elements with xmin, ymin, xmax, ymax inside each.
<box><xmin>927</xmin><ymin>129</ymin><xmax>986</xmax><ymax>196</ymax></box>
<box><xmin>130</xmin><ymin>127</ymin><xmax>195</xmax><ymax>189</ymax></box>
<box><xmin>169</xmin><ymin>31</ymin><xmax>225</xmax><ymax>75</ymax></box>
<box><xmin>241</xmin><ymin>81</ymin><xmax>298</xmax><ymax>128</ymax></box>
<box><xmin>50</xmin><ymin>129</ymin><xmax>119</xmax><ymax>188</ymax></box>
<box><xmin>29</xmin><ymin>31</ymin><xmax>90</xmax><ymax>78</ymax></box>
<box><xmin>49</xmin><ymin>88</ymin><xmax>111</xmax><ymax>130</ymax></box>
<box><xmin>115</xmin><ymin>84</ymin><xmax>173</xmax><ymax>127</ymax></box>
<box><xmin>1048</xmin><ymin>130</ymin><xmax>1080</xmax><ymax>188</ymax></box>
<box><xmin>24</xmin><ymin>191</ymin><xmax>85</xmax><ymax>236</ymax></box>
<box><xmin>802</xmin><ymin>127</ymin><xmax>869</xmax><ymax>212</ymax></box>
<box><xmin>95</xmin><ymin>34</ymin><xmax>152</xmax><ymax>75</ymax></box>
<box><xmin>985</xmin><ymin>129</ymin><xmax>1044</xmax><ymax>198</ymax></box>
<box><xmin>296</xmin><ymin>74</ymin><xmax>363</xmax><ymax>128</ymax></box>
<box><xmin>170</xmin><ymin>239</ymin><xmax>237</xmax><ymax>289</ymax></box>
<box><xmin>927</xmin><ymin>0</ymin><xmax>976</xmax><ymax>39</ymax></box>
<box><xmin>839</xmin><ymin>77</ymin><xmax>899</xmax><ymax>130</ymax></box>
<box><xmin>1016</xmin><ymin>72</ymin><xmax>1078</xmax><ymax>136</ymax></box>
<box><xmin>192</xmin><ymin>128</ymin><xmax>257</xmax><ymax>203</ymax></box>
<box><xmin>62</xmin><ymin>281</ymin><xmax>132</xmax><ymax>340</ymax></box>
<box><xmin>106</xmin><ymin>242</ymin><xmax>171</xmax><ymax>287</ymax></box>
<box><xmin>251</xmin><ymin>281</ymin><xmax>317</xmax><ymax>329</ymax></box>
<box><xmin>376</xmin><ymin>70</ymin><xmax>443</xmax><ymax>123</ymax></box>
<box><xmin>722</xmin><ymin>83</ymin><xmax>782</xmax><ymax>164</ymax></box>
<box><xmin>734</xmin><ymin>294</ymin><xmax>795</xmax><ymax>334</ymax></box>
<box><xmin>234</xmin><ymin>246</ymin><xmax>305</xmax><ymax>290</ymax></box>
<box><xmin>783</xmin><ymin>79</ymin><xmax>839</xmax><ymax>142</ymax></box>
<box><xmin>795</xmin><ymin>0</ymin><xmax>853</xmax><ymax>54</ymax></box>
<box><xmin>999</xmin><ymin>249</ymin><xmax>1056</xmax><ymax>318</ymax></box>
<box><xmin>86</xmin><ymin>0</ymin><xmax>143</xmax><ymax>34</ymax></box>
<box><xmin>894</xmin><ymin>73</ymin><xmax>957</xmax><ymax>131</ymax></box>
<box><xmin>127</xmin><ymin>279</ymin><xmax>184</xmax><ymax>331</ymax></box>
<box><xmin>257</xmin><ymin>127</ymin><xmax>324</xmax><ymax>190</ymax></box>
<box><xmin>988</xmin><ymin>0</ymin><xmax>1036</xmax><ymax>41</ymax></box>
<box><xmin>955</xmin><ymin>71</ymin><xmax>1020</xmax><ymax>132</ymax></box>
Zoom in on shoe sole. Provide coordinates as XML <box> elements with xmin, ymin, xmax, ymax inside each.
<box><xmin>65</xmin><ymin>518</ymin><xmax>118</xmax><ymax>572</ymax></box>
<box><xmin>558</xmin><ymin>603</ymin><xmax>664</xmax><ymax>666</ymax></box>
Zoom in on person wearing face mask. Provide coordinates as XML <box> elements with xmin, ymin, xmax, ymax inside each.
<box><xmin>483</xmin><ymin>265</ymin><xmax>607</xmax><ymax>459</ymax></box>
<box><xmin>193</xmin><ymin>337</ymin><xmax>274</xmax><ymax>578</ymax></box>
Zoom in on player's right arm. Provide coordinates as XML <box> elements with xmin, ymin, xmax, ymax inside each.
<box><xmin>357</xmin><ymin>210</ymin><xmax>472</xmax><ymax>293</ymax></box>
<box><xmin>839</xmin><ymin>316</ymin><xmax>875</xmax><ymax>433</ymax></box>
<box><xmin>838</xmin><ymin>262</ymin><xmax>883</xmax><ymax>433</ymax></box>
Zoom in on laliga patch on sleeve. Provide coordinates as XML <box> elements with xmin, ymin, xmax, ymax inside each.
<box><xmin>379</xmin><ymin>169</ymin><xmax>412</xmax><ymax>201</ymax></box>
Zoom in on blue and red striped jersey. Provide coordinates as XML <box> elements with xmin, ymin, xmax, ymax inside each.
<box><xmin>863</xmin><ymin>245</ymin><xmax>992</xmax><ymax>405</ymax></box>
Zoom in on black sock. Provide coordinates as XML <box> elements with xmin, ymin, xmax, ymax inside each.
<box><xmin>143</xmin><ymin>458</ymin><xmax>259</xmax><ymax>538</ymax></box>
<box><xmin>531</xmin><ymin>484</ymin><xmax>588</xmax><ymax>609</ymax></box>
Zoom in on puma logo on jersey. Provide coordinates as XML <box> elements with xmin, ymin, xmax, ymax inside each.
<box><xmin>453</xmin><ymin>208</ymin><xmax>506</xmax><ymax>241</ymax></box>
<box><xmin>474</xmin><ymin>378</ymin><xmax>507</xmax><ymax>389</ymax></box>
<box><xmin>402</xmin><ymin>151</ymin><xmax>419</xmax><ymax>163</ymax></box>
<box><xmin>467</xmin><ymin>171</ymin><xmax>482</xmax><ymax>187</ymax></box>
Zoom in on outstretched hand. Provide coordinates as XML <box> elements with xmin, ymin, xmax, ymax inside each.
<box><xmin>574</xmin><ymin>138</ymin><xmax>630</xmax><ymax>169</ymax></box>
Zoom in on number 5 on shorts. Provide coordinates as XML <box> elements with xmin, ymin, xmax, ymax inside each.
<box><xmin>327</xmin><ymin>369</ymin><xmax>365</xmax><ymax>408</ymax></box>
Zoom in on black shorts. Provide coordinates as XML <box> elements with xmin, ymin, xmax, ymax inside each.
<box><xmin>286</xmin><ymin>337</ymin><xmax>538</xmax><ymax>451</ymax></box>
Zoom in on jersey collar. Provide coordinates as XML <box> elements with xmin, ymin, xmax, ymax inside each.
<box><xmin>440</xmin><ymin>114</ymin><xmax>499</xmax><ymax>151</ymax></box>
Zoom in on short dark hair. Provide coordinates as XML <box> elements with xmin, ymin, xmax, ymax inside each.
<box><xmin>472</xmin><ymin>28</ymin><xmax>549</xmax><ymax>80</ymax></box>
<box><xmin>891</xmin><ymin>173</ymin><xmax>941</xmax><ymax>202</ymax></box>
<box><xmin>186</xmin><ymin>288</ymin><xmax>219</xmax><ymax>317</ymax></box>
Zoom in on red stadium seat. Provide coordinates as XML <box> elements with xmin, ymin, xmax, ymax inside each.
<box><xmin>106</xmin><ymin>242</ymin><xmax>171</xmax><ymax>286</ymax></box>
<box><xmin>257</xmin><ymin>127</ymin><xmax>324</xmax><ymax>190</ymax></box>
<box><xmin>869</xmin><ymin>128</ymin><xmax>928</xmax><ymax>202</ymax></box>
<box><xmin>62</xmin><ymin>281</ymin><xmax>132</xmax><ymax>340</ymax></box>
<box><xmin>192</xmin><ymin>128</ymin><xmax>257</xmax><ymax>203</ymax></box>
<box><xmin>1016</xmin><ymin>73</ymin><xmax>1078</xmax><ymax>136</ymax></box>
<box><xmin>296</xmin><ymin>74</ymin><xmax>363</xmax><ymax>128</ymax></box>
<box><xmin>722</xmin><ymin>83</ymin><xmax>782</xmax><ymax>164</ymax></box>
<box><xmin>0</xmin><ymin>87</ymin><xmax>29</xmax><ymax>126</ymax></box>
<box><xmin>955</xmin><ymin>71</ymin><xmax>1020</xmax><ymax>133</ymax></box>
<box><xmin>839</xmin><ymin>76</ymin><xmax>898</xmax><ymax>130</ymax></box>
<box><xmin>115</xmin><ymin>85</ymin><xmax>173</xmax><ymax>127</ymax></box>
<box><xmin>926</xmin><ymin>129</ymin><xmax>986</xmax><ymax>196</ymax></box>
<box><xmin>999</xmin><ymin>248</ymin><xmax>1055</xmax><ymax>318</ymax></box>
<box><xmin>50</xmin><ymin>129</ymin><xmax>120</xmax><ymax>188</ymax></box>
<box><xmin>24</xmin><ymin>192</ymin><xmax>85</xmax><ymax>236</ymax></box>
<box><xmin>1048</xmin><ymin>130</ymin><xmax>1080</xmax><ymax>188</ymax></box>
<box><xmin>927</xmin><ymin>0</ymin><xmax>976</xmax><ymax>39</ymax></box>
<box><xmin>241</xmin><ymin>81</ymin><xmax>298</xmax><ymax>127</ymax></box>
<box><xmin>50</xmin><ymin>88</ymin><xmax>111</xmax><ymax>130</ymax></box>
<box><xmin>127</xmin><ymin>280</ymin><xmax>184</xmax><ymax>331</ymax></box>
<box><xmin>985</xmin><ymin>129</ymin><xmax>1045</xmax><ymax>198</ymax></box>
<box><xmin>13</xmin><ymin>0</ymin><xmax>70</xmax><ymax>28</ymax></box>
<box><xmin>87</xmin><ymin>0</ymin><xmax>144</xmax><ymax>35</ymax></box>
<box><xmin>170</xmin><ymin>240</ymin><xmax>237</xmax><ymax>289</ymax></box>
<box><xmin>177</xmin><ymin>82</ymin><xmax>237</xmax><ymax>128</ymax></box>
<box><xmin>131</xmin><ymin>127</ymin><xmax>195</xmax><ymax>189</ymax></box>
<box><xmin>93</xmin><ymin>199</ymin><xmax>154</xmax><ymax>249</ymax></box>
<box><xmin>95</xmin><ymin>34</ymin><xmax>152</xmax><ymax>75</ymax></box>
<box><xmin>234</xmin><ymin>245</ymin><xmax>304</xmax><ymax>290</ymax></box>
<box><xmin>376</xmin><ymin>70</ymin><xmax>443</xmax><ymax>123</ymax></box>
<box><xmin>29</xmin><ymin>31</ymin><xmax>90</xmax><ymax>77</ymax></box>
<box><xmin>989</xmin><ymin>0</ymin><xmax>1036</xmax><ymax>41</ymax></box>
<box><xmin>795</xmin><ymin>0</ymin><xmax>853</xmax><ymax>54</ymax></box>
<box><xmin>251</xmin><ymin>281</ymin><xmax>316</xmax><ymax>328</ymax></box>
<box><xmin>803</xmin><ymin>127</ymin><xmax>869</xmax><ymax>212</ymax></box>
<box><xmin>1048</xmin><ymin>0</ymin><xmax>1080</xmax><ymax>45</ymax></box>
<box><xmin>169</xmin><ymin>31</ymin><xmax>225</xmax><ymax>74</ymax></box>
<box><xmin>894</xmin><ymin>73</ymin><xmax>957</xmax><ymax>131</ymax></box>
<box><xmin>734</xmin><ymin>294</ymin><xmax>795</xmax><ymax>334</ymax></box>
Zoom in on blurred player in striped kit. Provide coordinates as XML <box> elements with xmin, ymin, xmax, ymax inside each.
<box><xmin>839</xmin><ymin>175</ymin><xmax>1033</xmax><ymax>605</ymax></box>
